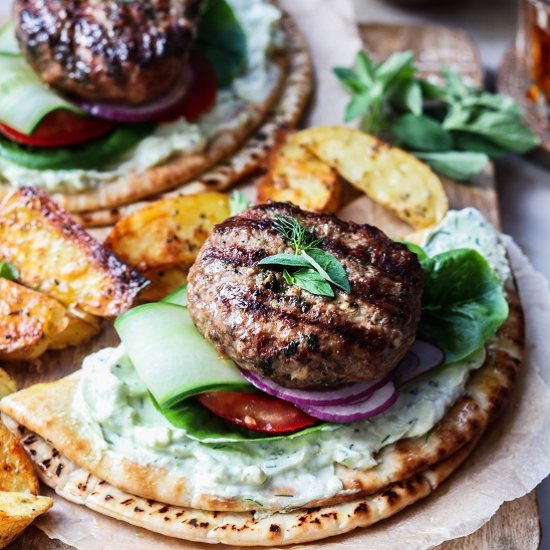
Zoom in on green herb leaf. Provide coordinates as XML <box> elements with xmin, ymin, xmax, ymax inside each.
<box><xmin>344</xmin><ymin>93</ymin><xmax>375</xmax><ymax>123</ymax></box>
<box><xmin>393</xmin><ymin>113</ymin><xmax>453</xmax><ymax>152</ymax></box>
<box><xmin>376</xmin><ymin>51</ymin><xmax>415</xmax><ymax>86</ymax></box>
<box><xmin>391</xmin><ymin>79</ymin><xmax>423</xmax><ymax>116</ymax></box>
<box><xmin>419</xmin><ymin>248</ymin><xmax>509</xmax><ymax>362</ymax></box>
<box><xmin>414</xmin><ymin>151</ymin><xmax>489</xmax><ymax>181</ymax></box>
<box><xmin>419</xmin><ymin>79</ymin><xmax>448</xmax><ymax>101</ymax></box>
<box><xmin>0</xmin><ymin>260</ymin><xmax>19</xmax><ymax>282</ymax></box>
<box><xmin>264</xmin><ymin>215</ymin><xmax>350</xmax><ymax>297</ymax></box>
<box><xmin>445</xmin><ymin>110</ymin><xmax>540</xmax><ymax>153</ymax></box>
<box><xmin>257</xmin><ymin>254</ymin><xmax>312</xmax><ymax>269</ymax></box>
<box><xmin>453</xmin><ymin>131</ymin><xmax>508</xmax><ymax>159</ymax></box>
<box><xmin>332</xmin><ymin>67</ymin><xmax>366</xmax><ymax>94</ymax></box>
<box><xmin>442</xmin><ymin>102</ymin><xmax>472</xmax><ymax>130</ymax></box>
<box><xmin>462</xmin><ymin>92</ymin><xmax>521</xmax><ymax>116</ymax></box>
<box><xmin>441</xmin><ymin>68</ymin><xmax>470</xmax><ymax>98</ymax></box>
<box><xmin>194</xmin><ymin>0</ymin><xmax>248</xmax><ymax>88</ymax></box>
<box><xmin>284</xmin><ymin>268</ymin><xmax>335</xmax><ymax>298</ymax></box>
<box><xmin>355</xmin><ymin>51</ymin><xmax>377</xmax><ymax>86</ymax></box>
<box><xmin>301</xmin><ymin>249</ymin><xmax>350</xmax><ymax>292</ymax></box>
<box><xmin>229</xmin><ymin>191</ymin><xmax>253</xmax><ymax>216</ymax></box>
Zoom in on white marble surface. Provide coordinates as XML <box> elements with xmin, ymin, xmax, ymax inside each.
<box><xmin>353</xmin><ymin>0</ymin><xmax>550</xmax><ymax>546</ymax></box>
<box><xmin>0</xmin><ymin>0</ymin><xmax>547</xmax><ymax>546</ymax></box>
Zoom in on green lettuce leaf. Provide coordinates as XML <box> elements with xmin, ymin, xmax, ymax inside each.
<box><xmin>195</xmin><ymin>0</ymin><xmax>248</xmax><ymax>88</ymax></box>
<box><xmin>419</xmin><ymin>248</ymin><xmax>509</xmax><ymax>363</ymax></box>
<box><xmin>0</xmin><ymin>123</ymin><xmax>153</xmax><ymax>170</ymax></box>
<box><xmin>155</xmin><ymin>396</ymin><xmax>337</xmax><ymax>444</ymax></box>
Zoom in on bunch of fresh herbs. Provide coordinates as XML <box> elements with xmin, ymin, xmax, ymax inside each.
<box><xmin>334</xmin><ymin>51</ymin><xmax>539</xmax><ymax>181</ymax></box>
<box><xmin>258</xmin><ymin>215</ymin><xmax>350</xmax><ymax>298</ymax></box>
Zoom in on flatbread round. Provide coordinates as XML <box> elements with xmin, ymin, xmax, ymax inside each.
<box><xmin>0</xmin><ymin>13</ymin><xmax>313</xmax><ymax>216</ymax></box>
<box><xmin>73</xmin><ymin>14</ymin><xmax>313</xmax><ymax>228</ymax></box>
<box><xmin>0</xmin><ymin>283</ymin><xmax>523</xmax><ymax>518</ymax></box>
<box><xmin>4</xmin><ymin>417</ymin><xmax>480</xmax><ymax>546</ymax></box>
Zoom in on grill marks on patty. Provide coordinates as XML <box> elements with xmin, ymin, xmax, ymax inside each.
<box><xmin>187</xmin><ymin>203</ymin><xmax>424</xmax><ymax>388</ymax></box>
<box><xmin>14</xmin><ymin>0</ymin><xmax>203</xmax><ymax>104</ymax></box>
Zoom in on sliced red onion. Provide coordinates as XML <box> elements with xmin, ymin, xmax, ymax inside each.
<box><xmin>240</xmin><ymin>369</ymin><xmax>392</xmax><ymax>407</ymax></box>
<box><xmin>296</xmin><ymin>380</ymin><xmax>398</xmax><ymax>423</ymax></box>
<box><xmin>393</xmin><ymin>340</ymin><xmax>445</xmax><ymax>387</ymax></box>
<box><xmin>74</xmin><ymin>66</ymin><xmax>193</xmax><ymax>123</ymax></box>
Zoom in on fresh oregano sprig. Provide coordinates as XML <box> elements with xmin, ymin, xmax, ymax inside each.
<box><xmin>333</xmin><ymin>50</ymin><xmax>539</xmax><ymax>181</ymax></box>
<box><xmin>258</xmin><ymin>215</ymin><xmax>350</xmax><ymax>297</ymax></box>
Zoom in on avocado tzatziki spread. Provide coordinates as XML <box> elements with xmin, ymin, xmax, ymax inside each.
<box><xmin>72</xmin><ymin>210</ymin><xmax>509</xmax><ymax>510</ymax></box>
<box><xmin>0</xmin><ymin>0</ymin><xmax>282</xmax><ymax>193</ymax></box>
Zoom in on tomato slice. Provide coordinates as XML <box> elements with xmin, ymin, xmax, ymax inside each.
<box><xmin>197</xmin><ymin>392</ymin><xmax>317</xmax><ymax>434</ymax></box>
<box><xmin>0</xmin><ymin>53</ymin><xmax>215</xmax><ymax>148</ymax></box>
<box><xmin>159</xmin><ymin>53</ymin><xmax>218</xmax><ymax>123</ymax></box>
<box><xmin>0</xmin><ymin>110</ymin><xmax>115</xmax><ymax>148</ymax></box>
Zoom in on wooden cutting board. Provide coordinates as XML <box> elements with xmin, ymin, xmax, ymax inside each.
<box><xmin>5</xmin><ymin>23</ymin><xmax>541</xmax><ymax>550</ymax></box>
<box><xmin>358</xmin><ymin>23</ymin><xmax>541</xmax><ymax>550</ymax></box>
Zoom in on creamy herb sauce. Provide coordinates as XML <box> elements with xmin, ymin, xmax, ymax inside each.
<box><xmin>74</xmin><ymin>347</ymin><xmax>486</xmax><ymax>509</ymax></box>
<box><xmin>0</xmin><ymin>0</ymin><xmax>282</xmax><ymax>193</ymax></box>
<box><xmin>422</xmin><ymin>207</ymin><xmax>511</xmax><ymax>283</ymax></box>
<box><xmin>72</xmin><ymin>210</ymin><xmax>509</xmax><ymax>508</ymax></box>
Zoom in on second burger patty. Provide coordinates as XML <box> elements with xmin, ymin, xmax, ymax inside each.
<box><xmin>14</xmin><ymin>0</ymin><xmax>203</xmax><ymax>105</ymax></box>
<box><xmin>187</xmin><ymin>203</ymin><xmax>424</xmax><ymax>388</ymax></box>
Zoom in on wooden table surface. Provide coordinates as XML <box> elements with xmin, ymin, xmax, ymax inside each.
<box><xmin>4</xmin><ymin>21</ymin><xmax>542</xmax><ymax>550</ymax></box>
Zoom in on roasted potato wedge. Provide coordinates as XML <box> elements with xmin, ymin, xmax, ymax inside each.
<box><xmin>0</xmin><ymin>424</ymin><xmax>39</xmax><ymax>495</ymax></box>
<box><xmin>258</xmin><ymin>137</ymin><xmax>341</xmax><ymax>212</ymax></box>
<box><xmin>105</xmin><ymin>193</ymin><xmax>230</xmax><ymax>271</ymax></box>
<box><xmin>294</xmin><ymin>126</ymin><xmax>448</xmax><ymax>229</ymax></box>
<box><xmin>138</xmin><ymin>267</ymin><xmax>189</xmax><ymax>303</ymax></box>
<box><xmin>0</xmin><ymin>188</ymin><xmax>148</xmax><ymax>317</ymax></box>
<box><xmin>0</xmin><ymin>279</ymin><xmax>69</xmax><ymax>361</ymax></box>
<box><xmin>0</xmin><ymin>491</ymin><xmax>53</xmax><ymax>548</ymax></box>
<box><xmin>0</xmin><ymin>370</ymin><xmax>17</xmax><ymax>399</ymax></box>
<box><xmin>48</xmin><ymin>312</ymin><xmax>102</xmax><ymax>350</ymax></box>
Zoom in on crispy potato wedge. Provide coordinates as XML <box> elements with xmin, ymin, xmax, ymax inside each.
<box><xmin>105</xmin><ymin>193</ymin><xmax>230</xmax><ymax>271</ymax></box>
<box><xmin>258</xmin><ymin>137</ymin><xmax>341</xmax><ymax>212</ymax></box>
<box><xmin>48</xmin><ymin>312</ymin><xmax>102</xmax><ymax>350</ymax></box>
<box><xmin>0</xmin><ymin>188</ymin><xmax>148</xmax><ymax>317</ymax></box>
<box><xmin>0</xmin><ymin>279</ymin><xmax>69</xmax><ymax>361</ymax></box>
<box><xmin>138</xmin><ymin>267</ymin><xmax>189</xmax><ymax>303</ymax></box>
<box><xmin>294</xmin><ymin>126</ymin><xmax>448</xmax><ymax>229</ymax></box>
<box><xmin>0</xmin><ymin>424</ymin><xmax>39</xmax><ymax>495</ymax></box>
<box><xmin>0</xmin><ymin>491</ymin><xmax>53</xmax><ymax>548</ymax></box>
<box><xmin>0</xmin><ymin>370</ymin><xmax>17</xmax><ymax>399</ymax></box>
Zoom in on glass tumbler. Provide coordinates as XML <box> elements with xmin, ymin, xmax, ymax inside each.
<box><xmin>519</xmin><ymin>0</ymin><xmax>550</xmax><ymax>101</ymax></box>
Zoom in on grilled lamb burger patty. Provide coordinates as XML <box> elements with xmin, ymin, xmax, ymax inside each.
<box><xmin>187</xmin><ymin>203</ymin><xmax>424</xmax><ymax>388</ymax></box>
<box><xmin>13</xmin><ymin>0</ymin><xmax>203</xmax><ymax>105</ymax></box>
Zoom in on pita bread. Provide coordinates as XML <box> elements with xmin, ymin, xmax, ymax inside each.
<box><xmin>2</xmin><ymin>414</ymin><xmax>479</xmax><ymax>546</ymax></box>
<box><xmin>0</xmin><ymin>282</ymin><xmax>523</xmax><ymax>514</ymax></box>
<box><xmin>0</xmin><ymin>14</ymin><xmax>312</xmax><ymax>218</ymax></box>
<box><xmin>72</xmin><ymin>15</ymin><xmax>313</xmax><ymax>228</ymax></box>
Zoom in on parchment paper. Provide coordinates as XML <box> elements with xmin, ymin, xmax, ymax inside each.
<box><xmin>31</xmin><ymin>1</ymin><xmax>550</xmax><ymax>548</ymax></box>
